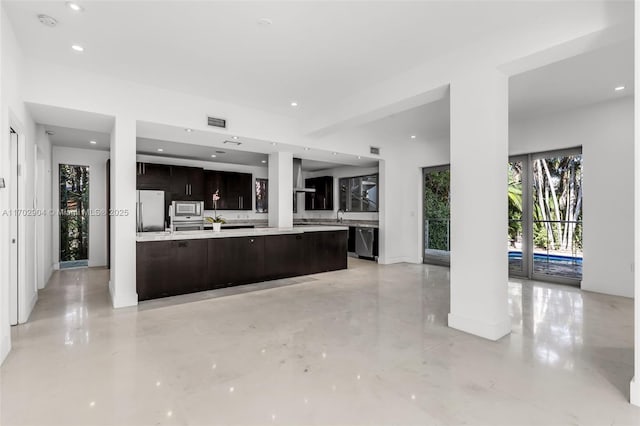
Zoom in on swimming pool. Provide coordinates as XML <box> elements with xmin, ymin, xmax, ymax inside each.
<box><xmin>508</xmin><ymin>251</ymin><xmax>583</xmax><ymax>265</ymax></box>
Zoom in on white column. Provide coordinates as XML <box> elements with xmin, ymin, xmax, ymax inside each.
<box><xmin>448</xmin><ymin>68</ymin><xmax>510</xmax><ymax>341</ymax></box>
<box><xmin>630</xmin><ymin>0</ymin><xmax>640</xmax><ymax>407</ymax></box>
<box><xmin>268</xmin><ymin>152</ymin><xmax>293</xmax><ymax>228</ymax></box>
<box><xmin>109</xmin><ymin>116</ymin><xmax>137</xmax><ymax>308</ymax></box>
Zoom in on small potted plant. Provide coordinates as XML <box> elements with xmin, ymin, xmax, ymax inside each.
<box><xmin>206</xmin><ymin>190</ymin><xmax>225</xmax><ymax>231</ymax></box>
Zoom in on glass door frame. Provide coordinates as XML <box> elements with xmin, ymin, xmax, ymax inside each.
<box><xmin>509</xmin><ymin>155</ymin><xmax>531</xmax><ymax>279</ymax></box>
<box><xmin>422</xmin><ymin>164</ymin><xmax>451</xmax><ymax>267</ymax></box>
<box><xmin>511</xmin><ymin>147</ymin><xmax>582</xmax><ymax>286</ymax></box>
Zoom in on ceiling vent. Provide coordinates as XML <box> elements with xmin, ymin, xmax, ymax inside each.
<box><xmin>38</xmin><ymin>14</ymin><xmax>58</xmax><ymax>27</ymax></box>
<box><xmin>370</xmin><ymin>146</ymin><xmax>380</xmax><ymax>155</ymax></box>
<box><xmin>223</xmin><ymin>140</ymin><xmax>241</xmax><ymax>146</ymax></box>
<box><xmin>207</xmin><ymin>116</ymin><xmax>227</xmax><ymax>128</ymax></box>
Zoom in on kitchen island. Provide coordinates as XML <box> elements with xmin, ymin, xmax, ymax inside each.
<box><xmin>136</xmin><ymin>226</ymin><xmax>348</xmax><ymax>301</ymax></box>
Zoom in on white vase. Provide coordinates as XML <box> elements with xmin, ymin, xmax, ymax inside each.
<box><xmin>212</xmin><ymin>222</ymin><xmax>222</xmax><ymax>232</ymax></box>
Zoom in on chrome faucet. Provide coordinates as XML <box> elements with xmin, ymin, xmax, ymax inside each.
<box><xmin>336</xmin><ymin>209</ymin><xmax>344</xmax><ymax>223</ymax></box>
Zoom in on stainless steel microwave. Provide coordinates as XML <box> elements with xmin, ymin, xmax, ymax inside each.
<box><xmin>171</xmin><ymin>200</ymin><xmax>203</xmax><ymax>218</ymax></box>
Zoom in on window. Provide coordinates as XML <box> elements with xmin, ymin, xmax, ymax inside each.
<box><xmin>339</xmin><ymin>174</ymin><xmax>378</xmax><ymax>212</ymax></box>
<box><xmin>255</xmin><ymin>178</ymin><xmax>268</xmax><ymax>213</ymax></box>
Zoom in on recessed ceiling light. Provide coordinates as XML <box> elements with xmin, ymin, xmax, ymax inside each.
<box><xmin>257</xmin><ymin>18</ymin><xmax>273</xmax><ymax>26</ymax></box>
<box><xmin>71</xmin><ymin>44</ymin><xmax>84</xmax><ymax>52</ymax></box>
<box><xmin>615</xmin><ymin>86</ymin><xmax>626</xmax><ymax>91</ymax></box>
<box><xmin>210</xmin><ymin>154</ymin><xmax>217</xmax><ymax>158</ymax></box>
<box><xmin>157</xmin><ymin>148</ymin><xmax>163</xmax><ymax>152</ymax></box>
<box><xmin>89</xmin><ymin>140</ymin><xmax>97</xmax><ymax>145</ymax></box>
<box><xmin>304</xmin><ymin>147</ymin><xmax>310</xmax><ymax>151</ymax></box>
<box><xmin>232</xmin><ymin>136</ymin><xmax>239</xmax><ymax>140</ymax></box>
<box><xmin>357</xmin><ymin>156</ymin><xmax>361</xmax><ymax>159</ymax></box>
<box><xmin>66</xmin><ymin>2</ymin><xmax>83</xmax><ymax>12</ymax></box>
<box><xmin>410</xmin><ymin>135</ymin><xmax>416</xmax><ymax>139</ymax></box>
<box><xmin>185</xmin><ymin>128</ymin><xmax>193</xmax><ymax>133</ymax></box>
<box><xmin>290</xmin><ymin>102</ymin><xmax>298</xmax><ymax>107</ymax></box>
<box><xmin>332</xmin><ymin>152</ymin><xmax>337</xmax><ymax>155</ymax></box>
<box><xmin>271</xmin><ymin>142</ymin><xmax>277</xmax><ymax>146</ymax></box>
<box><xmin>261</xmin><ymin>160</ymin><xmax>267</xmax><ymax>164</ymax></box>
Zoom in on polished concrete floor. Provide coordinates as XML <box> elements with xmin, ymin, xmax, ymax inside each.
<box><xmin>1</xmin><ymin>259</ymin><xmax>639</xmax><ymax>425</ymax></box>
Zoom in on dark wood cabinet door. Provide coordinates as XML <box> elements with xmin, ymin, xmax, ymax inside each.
<box><xmin>168</xmin><ymin>239</ymin><xmax>208</xmax><ymax>295</ymax></box>
<box><xmin>303</xmin><ymin>230</ymin><xmax>347</xmax><ymax>274</ymax></box>
<box><xmin>137</xmin><ymin>162</ymin><xmax>171</xmax><ymax>190</ymax></box>
<box><xmin>187</xmin><ymin>167</ymin><xmax>204</xmax><ymax>200</ymax></box>
<box><xmin>305</xmin><ymin>176</ymin><xmax>333</xmax><ymax>210</ymax></box>
<box><xmin>209</xmin><ymin>236</ymin><xmax>264</xmax><ymax>288</ymax></box>
<box><xmin>169</xmin><ymin>166</ymin><xmax>189</xmax><ymax>199</ymax></box>
<box><xmin>136</xmin><ymin>241</ymin><xmax>172</xmax><ymax>301</ymax></box>
<box><xmin>170</xmin><ymin>166</ymin><xmax>204</xmax><ymax>201</ymax></box>
<box><xmin>204</xmin><ymin>171</ymin><xmax>252</xmax><ymax>210</ymax></box>
<box><xmin>264</xmin><ymin>234</ymin><xmax>304</xmax><ymax>279</ymax></box>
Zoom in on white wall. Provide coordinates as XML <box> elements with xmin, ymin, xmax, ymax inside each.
<box><xmin>136</xmin><ymin>154</ymin><xmax>269</xmax><ymax>220</ymax></box>
<box><xmin>52</xmin><ymin>147</ymin><xmax>110</xmax><ymax>268</ymax></box>
<box><xmin>1</xmin><ymin>6</ymin><xmax>40</xmax><ymax>364</ymax></box>
<box><xmin>34</xmin><ymin>125</ymin><xmax>52</xmax><ymax>289</ymax></box>
<box><xmin>296</xmin><ymin>165</ymin><xmax>380</xmax><ymax>221</ymax></box>
<box><xmin>510</xmin><ymin>96</ymin><xmax>634</xmax><ymax>298</ymax></box>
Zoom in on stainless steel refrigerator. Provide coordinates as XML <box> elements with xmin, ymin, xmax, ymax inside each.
<box><xmin>136</xmin><ymin>190</ymin><xmax>165</xmax><ymax>232</ymax></box>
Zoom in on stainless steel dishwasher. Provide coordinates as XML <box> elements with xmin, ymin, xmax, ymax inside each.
<box><xmin>355</xmin><ymin>226</ymin><xmax>375</xmax><ymax>258</ymax></box>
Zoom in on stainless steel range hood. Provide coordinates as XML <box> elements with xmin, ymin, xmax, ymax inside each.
<box><xmin>293</xmin><ymin>158</ymin><xmax>316</xmax><ymax>193</ymax></box>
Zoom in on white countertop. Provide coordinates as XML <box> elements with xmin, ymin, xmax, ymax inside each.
<box><xmin>136</xmin><ymin>225</ymin><xmax>349</xmax><ymax>242</ymax></box>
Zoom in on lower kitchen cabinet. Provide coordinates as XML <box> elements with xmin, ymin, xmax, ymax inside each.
<box><xmin>208</xmin><ymin>236</ymin><xmax>265</xmax><ymax>288</ymax></box>
<box><xmin>137</xmin><ymin>241</ymin><xmax>172</xmax><ymax>300</ymax></box>
<box><xmin>137</xmin><ymin>230</ymin><xmax>348</xmax><ymax>301</ymax></box>
<box><xmin>304</xmin><ymin>231</ymin><xmax>348</xmax><ymax>273</ymax></box>
<box><xmin>137</xmin><ymin>239</ymin><xmax>208</xmax><ymax>300</ymax></box>
<box><xmin>264</xmin><ymin>234</ymin><xmax>304</xmax><ymax>279</ymax></box>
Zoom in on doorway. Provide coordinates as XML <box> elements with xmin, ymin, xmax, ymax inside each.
<box><xmin>508</xmin><ymin>148</ymin><xmax>583</xmax><ymax>284</ymax></box>
<box><xmin>423</xmin><ymin>165</ymin><xmax>450</xmax><ymax>266</ymax></box>
<box><xmin>59</xmin><ymin>164</ymin><xmax>89</xmax><ymax>269</ymax></box>
<box><xmin>9</xmin><ymin>129</ymin><xmax>19</xmax><ymax>325</ymax></box>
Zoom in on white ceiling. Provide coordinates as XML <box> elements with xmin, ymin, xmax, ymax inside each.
<box><xmin>43</xmin><ymin>124</ymin><xmax>110</xmax><ymax>151</ymax></box>
<box><xmin>509</xmin><ymin>40</ymin><xmax>634</xmax><ymax>121</ymax></box>
<box><xmin>4</xmin><ymin>0</ymin><xmax>630</xmax><ymax>119</ymax></box>
<box><xmin>137</xmin><ymin>137</ymin><xmax>346</xmax><ymax>171</ymax></box>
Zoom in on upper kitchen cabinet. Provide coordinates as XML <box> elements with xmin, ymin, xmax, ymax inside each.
<box><xmin>136</xmin><ymin>162</ymin><xmax>171</xmax><ymax>190</ymax></box>
<box><xmin>170</xmin><ymin>165</ymin><xmax>204</xmax><ymax>201</ymax></box>
<box><xmin>204</xmin><ymin>170</ymin><xmax>252</xmax><ymax>210</ymax></box>
<box><xmin>305</xmin><ymin>176</ymin><xmax>333</xmax><ymax>210</ymax></box>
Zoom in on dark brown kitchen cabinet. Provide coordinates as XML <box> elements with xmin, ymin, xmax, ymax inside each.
<box><xmin>208</xmin><ymin>236</ymin><xmax>264</xmax><ymax>288</ymax></box>
<box><xmin>138</xmin><ymin>230</ymin><xmax>348</xmax><ymax>301</ymax></box>
<box><xmin>204</xmin><ymin>170</ymin><xmax>252</xmax><ymax>210</ymax></box>
<box><xmin>170</xmin><ymin>166</ymin><xmax>204</xmax><ymax>201</ymax></box>
<box><xmin>303</xmin><ymin>231</ymin><xmax>348</xmax><ymax>274</ymax></box>
<box><xmin>136</xmin><ymin>240</ymin><xmax>173</xmax><ymax>301</ymax></box>
<box><xmin>305</xmin><ymin>176</ymin><xmax>333</xmax><ymax>210</ymax></box>
<box><xmin>264</xmin><ymin>234</ymin><xmax>304</xmax><ymax>279</ymax></box>
<box><xmin>136</xmin><ymin>162</ymin><xmax>171</xmax><ymax>190</ymax></box>
<box><xmin>137</xmin><ymin>239</ymin><xmax>207</xmax><ymax>300</ymax></box>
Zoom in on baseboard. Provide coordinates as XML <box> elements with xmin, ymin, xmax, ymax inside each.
<box><xmin>20</xmin><ymin>291</ymin><xmax>38</xmax><ymax>324</ymax></box>
<box><xmin>631</xmin><ymin>377</ymin><xmax>640</xmax><ymax>407</ymax></box>
<box><xmin>448</xmin><ymin>312</ymin><xmax>511</xmax><ymax>341</ymax></box>
<box><xmin>0</xmin><ymin>335</ymin><xmax>11</xmax><ymax>366</ymax></box>
<box><xmin>378</xmin><ymin>255</ymin><xmax>420</xmax><ymax>265</ymax></box>
<box><xmin>109</xmin><ymin>280</ymin><xmax>138</xmax><ymax>308</ymax></box>
<box><xmin>53</xmin><ymin>262</ymin><xmax>60</xmax><ymax>270</ymax></box>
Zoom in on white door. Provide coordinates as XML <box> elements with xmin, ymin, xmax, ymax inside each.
<box><xmin>9</xmin><ymin>130</ymin><xmax>19</xmax><ymax>325</ymax></box>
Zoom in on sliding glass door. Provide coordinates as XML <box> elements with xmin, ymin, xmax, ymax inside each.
<box><xmin>423</xmin><ymin>166</ymin><xmax>450</xmax><ymax>266</ymax></box>
<box><xmin>509</xmin><ymin>149</ymin><xmax>583</xmax><ymax>284</ymax></box>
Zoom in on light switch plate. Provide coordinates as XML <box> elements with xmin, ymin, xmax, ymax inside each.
<box><xmin>0</xmin><ymin>178</ymin><xmax>5</xmax><ymax>189</ymax></box>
